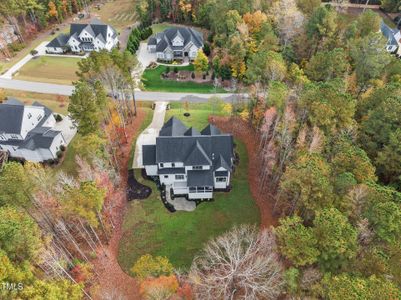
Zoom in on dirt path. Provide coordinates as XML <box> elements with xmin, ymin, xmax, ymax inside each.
<box><xmin>210</xmin><ymin>116</ymin><xmax>278</xmax><ymax>229</ymax></box>
<box><xmin>92</xmin><ymin>109</ymin><xmax>147</xmax><ymax>300</ymax></box>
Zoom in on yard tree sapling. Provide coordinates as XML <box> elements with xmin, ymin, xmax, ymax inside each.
<box><xmin>193</xmin><ymin>49</ymin><xmax>209</xmax><ymax>74</ymax></box>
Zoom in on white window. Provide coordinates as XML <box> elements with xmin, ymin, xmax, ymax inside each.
<box><xmin>172</xmin><ymin>163</ymin><xmax>175</xmax><ymax>167</ymax></box>
<box><xmin>216</xmin><ymin>177</ymin><xmax>227</xmax><ymax>182</ymax></box>
<box><xmin>160</xmin><ymin>163</ymin><xmax>164</xmax><ymax>168</ymax></box>
<box><xmin>27</xmin><ymin>113</ymin><xmax>32</xmax><ymax>119</ymax></box>
<box><xmin>193</xmin><ymin>166</ymin><xmax>203</xmax><ymax>170</ymax></box>
<box><xmin>175</xmin><ymin>174</ymin><xmax>184</xmax><ymax>180</ymax></box>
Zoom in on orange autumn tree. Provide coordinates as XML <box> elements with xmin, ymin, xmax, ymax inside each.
<box><xmin>48</xmin><ymin>1</ymin><xmax>58</xmax><ymax>19</ymax></box>
<box><xmin>243</xmin><ymin>10</ymin><xmax>268</xmax><ymax>35</ymax></box>
<box><xmin>139</xmin><ymin>275</ymin><xmax>179</xmax><ymax>300</ymax></box>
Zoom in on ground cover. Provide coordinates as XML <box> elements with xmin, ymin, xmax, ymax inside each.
<box><xmin>95</xmin><ymin>0</ymin><xmax>137</xmax><ymax>31</ymax></box>
<box><xmin>141</xmin><ymin>65</ymin><xmax>226</xmax><ymax>93</ymax></box>
<box><xmin>14</xmin><ymin>56</ymin><xmax>80</xmax><ymax>85</ymax></box>
<box><xmin>117</xmin><ymin>102</ymin><xmax>260</xmax><ymax>271</ymax></box>
<box><xmin>2</xmin><ymin>89</ymin><xmax>69</xmax><ymax>114</ymax></box>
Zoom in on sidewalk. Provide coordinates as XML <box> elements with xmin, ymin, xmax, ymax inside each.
<box><xmin>132</xmin><ymin>101</ymin><xmax>168</xmax><ymax>168</ymax></box>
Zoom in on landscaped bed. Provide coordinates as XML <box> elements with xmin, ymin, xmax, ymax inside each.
<box><xmin>141</xmin><ymin>64</ymin><xmax>227</xmax><ymax>93</ymax></box>
<box><xmin>14</xmin><ymin>56</ymin><xmax>80</xmax><ymax>85</ymax></box>
<box><xmin>117</xmin><ymin>103</ymin><xmax>260</xmax><ymax>271</ymax></box>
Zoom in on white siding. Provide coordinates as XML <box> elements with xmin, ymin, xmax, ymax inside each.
<box><xmin>21</xmin><ymin>106</ymin><xmax>44</xmax><ymax>139</ymax></box>
<box><xmin>145</xmin><ymin>165</ymin><xmax>158</xmax><ymax>176</ymax></box>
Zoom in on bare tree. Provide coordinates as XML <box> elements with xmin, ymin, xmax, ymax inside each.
<box><xmin>189</xmin><ymin>225</ymin><xmax>284</xmax><ymax>300</ymax></box>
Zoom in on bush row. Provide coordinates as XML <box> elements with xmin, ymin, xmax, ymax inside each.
<box><xmin>126</xmin><ymin>24</ymin><xmax>153</xmax><ymax>54</ymax></box>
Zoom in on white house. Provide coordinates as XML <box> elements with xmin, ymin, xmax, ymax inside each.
<box><xmin>381</xmin><ymin>21</ymin><xmax>401</xmax><ymax>56</ymax></box>
<box><xmin>46</xmin><ymin>19</ymin><xmax>118</xmax><ymax>54</ymax></box>
<box><xmin>0</xmin><ymin>99</ymin><xmax>66</xmax><ymax>162</ymax></box>
<box><xmin>147</xmin><ymin>27</ymin><xmax>203</xmax><ymax>61</ymax></box>
<box><xmin>142</xmin><ymin>117</ymin><xmax>234</xmax><ymax>200</ymax></box>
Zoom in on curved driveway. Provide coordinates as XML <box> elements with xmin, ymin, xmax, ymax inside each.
<box><xmin>0</xmin><ymin>77</ymin><xmax>243</xmax><ymax>102</ymax></box>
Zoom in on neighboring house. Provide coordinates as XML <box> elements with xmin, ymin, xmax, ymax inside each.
<box><xmin>381</xmin><ymin>21</ymin><xmax>401</xmax><ymax>56</ymax></box>
<box><xmin>147</xmin><ymin>27</ymin><xmax>203</xmax><ymax>61</ymax></box>
<box><xmin>46</xmin><ymin>19</ymin><xmax>118</xmax><ymax>54</ymax></box>
<box><xmin>142</xmin><ymin>117</ymin><xmax>234</xmax><ymax>200</ymax></box>
<box><xmin>0</xmin><ymin>99</ymin><xmax>66</xmax><ymax>162</ymax></box>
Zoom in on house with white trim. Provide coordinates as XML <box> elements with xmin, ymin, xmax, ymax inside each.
<box><xmin>0</xmin><ymin>99</ymin><xmax>67</xmax><ymax>162</ymax></box>
<box><xmin>381</xmin><ymin>21</ymin><xmax>401</xmax><ymax>56</ymax></box>
<box><xmin>142</xmin><ymin>117</ymin><xmax>234</xmax><ymax>200</ymax></box>
<box><xmin>46</xmin><ymin>19</ymin><xmax>118</xmax><ymax>54</ymax></box>
<box><xmin>147</xmin><ymin>27</ymin><xmax>203</xmax><ymax>61</ymax></box>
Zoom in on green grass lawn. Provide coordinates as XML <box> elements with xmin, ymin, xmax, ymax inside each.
<box><xmin>141</xmin><ymin>65</ymin><xmax>226</xmax><ymax>93</ymax></box>
<box><xmin>14</xmin><ymin>56</ymin><xmax>80</xmax><ymax>85</ymax></box>
<box><xmin>118</xmin><ymin>103</ymin><xmax>260</xmax><ymax>272</ymax></box>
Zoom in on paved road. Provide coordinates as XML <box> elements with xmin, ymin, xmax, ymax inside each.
<box><xmin>0</xmin><ymin>77</ymin><xmax>243</xmax><ymax>101</ymax></box>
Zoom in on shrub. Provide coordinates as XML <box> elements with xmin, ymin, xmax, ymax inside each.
<box><xmin>8</xmin><ymin>42</ymin><xmax>25</xmax><ymax>52</ymax></box>
<box><xmin>211</xmin><ymin>72</ymin><xmax>215</xmax><ymax>80</ymax></box>
<box><xmin>55</xmin><ymin>114</ymin><xmax>63</xmax><ymax>122</ymax></box>
<box><xmin>173</xmin><ymin>66</ymin><xmax>178</xmax><ymax>73</ymax></box>
<box><xmin>191</xmin><ymin>72</ymin><xmax>195</xmax><ymax>79</ymax></box>
<box><xmin>60</xmin><ymin>145</ymin><xmax>66</xmax><ymax>152</ymax></box>
<box><xmin>56</xmin><ymin>151</ymin><xmax>63</xmax><ymax>159</ymax></box>
<box><xmin>30</xmin><ymin>49</ymin><xmax>38</xmax><ymax>56</ymax></box>
<box><xmin>202</xmin><ymin>74</ymin><xmax>206</xmax><ymax>80</ymax></box>
<box><xmin>139</xmin><ymin>275</ymin><xmax>179</xmax><ymax>300</ymax></box>
<box><xmin>131</xmin><ymin>254</ymin><xmax>174</xmax><ymax>279</ymax></box>
<box><xmin>203</xmin><ymin>43</ymin><xmax>211</xmax><ymax>56</ymax></box>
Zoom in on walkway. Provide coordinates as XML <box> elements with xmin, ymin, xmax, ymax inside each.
<box><xmin>132</xmin><ymin>101</ymin><xmax>168</xmax><ymax>168</ymax></box>
<box><xmin>166</xmin><ymin>185</ymin><xmax>196</xmax><ymax>211</ymax></box>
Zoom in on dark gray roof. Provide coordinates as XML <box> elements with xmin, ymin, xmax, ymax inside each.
<box><xmin>4</xmin><ymin>98</ymin><xmax>23</xmax><ymax>105</ymax></box>
<box><xmin>69</xmin><ymin>19</ymin><xmax>116</xmax><ymax>43</ymax></box>
<box><xmin>143</xmin><ymin>117</ymin><xmax>234</xmax><ymax>172</ymax></box>
<box><xmin>187</xmin><ymin>170</ymin><xmax>214</xmax><ymax>186</ymax></box>
<box><xmin>156</xmin><ymin>134</ymin><xmax>234</xmax><ymax>170</ymax></box>
<box><xmin>142</xmin><ymin>145</ymin><xmax>156</xmax><ymax>165</ymax></box>
<box><xmin>215</xmin><ymin>170</ymin><xmax>228</xmax><ymax>176</ymax></box>
<box><xmin>215</xmin><ymin>154</ymin><xmax>231</xmax><ymax>171</ymax></box>
<box><xmin>201</xmin><ymin>124</ymin><xmax>221</xmax><ymax>135</ymax></box>
<box><xmin>184</xmin><ymin>141</ymin><xmax>212</xmax><ymax>165</ymax></box>
<box><xmin>0</xmin><ymin>100</ymin><xmax>62</xmax><ymax>151</ymax></box>
<box><xmin>148</xmin><ymin>37</ymin><xmax>157</xmax><ymax>45</ymax></box>
<box><xmin>46</xmin><ymin>33</ymin><xmax>69</xmax><ymax>48</ymax></box>
<box><xmin>150</xmin><ymin>27</ymin><xmax>203</xmax><ymax>52</ymax></box>
<box><xmin>381</xmin><ymin>21</ymin><xmax>398</xmax><ymax>46</ymax></box>
<box><xmin>184</xmin><ymin>127</ymin><xmax>201</xmax><ymax>136</ymax></box>
<box><xmin>158</xmin><ymin>168</ymin><xmax>185</xmax><ymax>174</ymax></box>
<box><xmin>159</xmin><ymin>117</ymin><xmax>188</xmax><ymax>136</ymax></box>
<box><xmin>0</xmin><ymin>103</ymin><xmax>24</xmax><ymax>134</ymax></box>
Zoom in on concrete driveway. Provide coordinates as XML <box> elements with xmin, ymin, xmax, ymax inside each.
<box><xmin>53</xmin><ymin>114</ymin><xmax>77</xmax><ymax>145</ymax></box>
<box><xmin>132</xmin><ymin>101</ymin><xmax>168</xmax><ymax>168</ymax></box>
<box><xmin>136</xmin><ymin>42</ymin><xmax>156</xmax><ymax>72</ymax></box>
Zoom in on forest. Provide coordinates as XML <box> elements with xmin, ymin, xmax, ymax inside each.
<box><xmin>0</xmin><ymin>0</ymin><xmax>401</xmax><ymax>299</ymax></box>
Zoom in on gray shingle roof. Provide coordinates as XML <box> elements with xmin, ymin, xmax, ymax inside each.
<box><xmin>215</xmin><ymin>170</ymin><xmax>228</xmax><ymax>176</ymax></box>
<box><xmin>69</xmin><ymin>19</ymin><xmax>116</xmax><ymax>44</ymax></box>
<box><xmin>215</xmin><ymin>154</ymin><xmax>231</xmax><ymax>171</ymax></box>
<box><xmin>159</xmin><ymin>117</ymin><xmax>188</xmax><ymax>136</ymax></box>
<box><xmin>46</xmin><ymin>33</ymin><xmax>70</xmax><ymax>48</ymax></box>
<box><xmin>187</xmin><ymin>170</ymin><xmax>214</xmax><ymax>186</ymax></box>
<box><xmin>201</xmin><ymin>124</ymin><xmax>221</xmax><ymax>135</ymax></box>
<box><xmin>158</xmin><ymin>168</ymin><xmax>185</xmax><ymax>174</ymax></box>
<box><xmin>142</xmin><ymin>145</ymin><xmax>156</xmax><ymax>165</ymax></box>
<box><xmin>0</xmin><ymin>103</ymin><xmax>24</xmax><ymax>134</ymax></box>
<box><xmin>184</xmin><ymin>141</ymin><xmax>212</xmax><ymax>165</ymax></box>
<box><xmin>381</xmin><ymin>21</ymin><xmax>399</xmax><ymax>46</ymax></box>
<box><xmin>184</xmin><ymin>127</ymin><xmax>201</xmax><ymax>136</ymax></box>
<box><xmin>150</xmin><ymin>27</ymin><xmax>203</xmax><ymax>52</ymax></box>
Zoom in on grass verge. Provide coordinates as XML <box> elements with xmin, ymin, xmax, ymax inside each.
<box><xmin>14</xmin><ymin>56</ymin><xmax>80</xmax><ymax>85</ymax></box>
<box><xmin>142</xmin><ymin>65</ymin><xmax>226</xmax><ymax>93</ymax></box>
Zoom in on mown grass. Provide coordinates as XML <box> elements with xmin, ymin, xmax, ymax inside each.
<box><xmin>117</xmin><ymin>103</ymin><xmax>260</xmax><ymax>272</ymax></box>
<box><xmin>141</xmin><ymin>65</ymin><xmax>226</xmax><ymax>93</ymax></box>
<box><xmin>3</xmin><ymin>89</ymin><xmax>69</xmax><ymax>114</ymax></box>
<box><xmin>15</xmin><ymin>56</ymin><xmax>80</xmax><ymax>85</ymax></box>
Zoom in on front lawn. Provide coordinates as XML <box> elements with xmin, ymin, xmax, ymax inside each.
<box><xmin>118</xmin><ymin>103</ymin><xmax>260</xmax><ymax>271</ymax></box>
<box><xmin>15</xmin><ymin>56</ymin><xmax>80</xmax><ymax>85</ymax></box>
<box><xmin>141</xmin><ymin>65</ymin><xmax>226</xmax><ymax>93</ymax></box>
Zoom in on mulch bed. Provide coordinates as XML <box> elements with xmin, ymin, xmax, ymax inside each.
<box><xmin>126</xmin><ymin>169</ymin><xmax>152</xmax><ymax>201</ymax></box>
<box><xmin>209</xmin><ymin>116</ymin><xmax>279</xmax><ymax>228</ymax></box>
